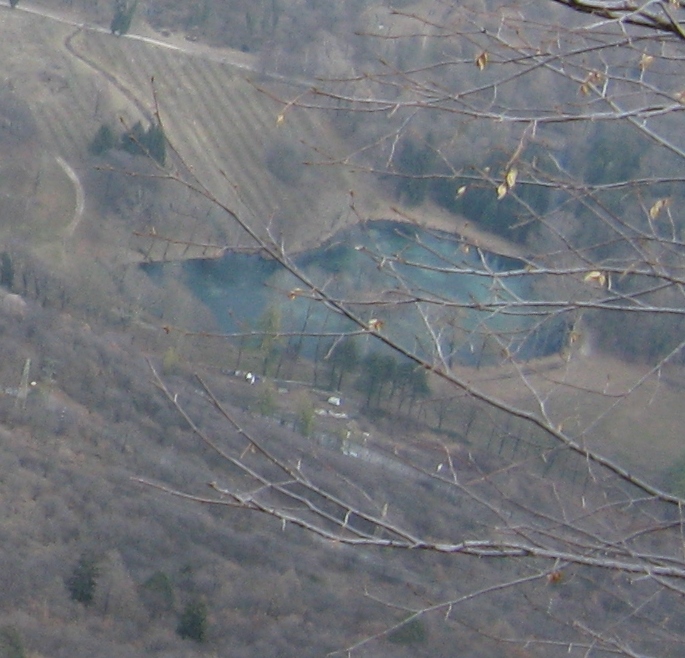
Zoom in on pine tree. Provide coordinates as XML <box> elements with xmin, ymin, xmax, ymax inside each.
<box><xmin>176</xmin><ymin>600</ymin><xmax>208</xmax><ymax>642</ymax></box>
<box><xmin>89</xmin><ymin>124</ymin><xmax>115</xmax><ymax>156</ymax></box>
<box><xmin>121</xmin><ymin>121</ymin><xmax>145</xmax><ymax>156</ymax></box>
<box><xmin>110</xmin><ymin>0</ymin><xmax>138</xmax><ymax>36</ymax></box>
<box><xmin>66</xmin><ymin>551</ymin><xmax>100</xmax><ymax>606</ymax></box>
<box><xmin>141</xmin><ymin>571</ymin><xmax>175</xmax><ymax>617</ymax></box>
<box><xmin>145</xmin><ymin>122</ymin><xmax>166</xmax><ymax>165</ymax></box>
<box><xmin>0</xmin><ymin>253</ymin><xmax>14</xmax><ymax>290</ymax></box>
<box><xmin>120</xmin><ymin>121</ymin><xmax>166</xmax><ymax>164</ymax></box>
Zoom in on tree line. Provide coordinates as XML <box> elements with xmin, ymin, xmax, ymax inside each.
<box><xmin>90</xmin><ymin>120</ymin><xmax>166</xmax><ymax>165</ymax></box>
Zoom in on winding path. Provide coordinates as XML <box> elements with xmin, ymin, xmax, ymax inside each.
<box><xmin>8</xmin><ymin>1</ymin><xmax>282</xmax><ymax>81</ymax></box>
<box><xmin>55</xmin><ymin>155</ymin><xmax>85</xmax><ymax>238</ymax></box>
<box><xmin>64</xmin><ymin>28</ymin><xmax>155</xmax><ymax>123</ymax></box>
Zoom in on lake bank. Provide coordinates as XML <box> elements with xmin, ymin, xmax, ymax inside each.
<box><xmin>142</xmin><ymin>218</ymin><xmax>548</xmax><ymax>368</ymax></box>
<box><xmin>127</xmin><ymin>194</ymin><xmax>527</xmax><ymax>265</ymax></box>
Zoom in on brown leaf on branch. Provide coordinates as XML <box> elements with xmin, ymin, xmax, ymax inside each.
<box><xmin>639</xmin><ymin>53</ymin><xmax>654</xmax><ymax>71</ymax></box>
<box><xmin>649</xmin><ymin>198</ymin><xmax>670</xmax><ymax>220</ymax></box>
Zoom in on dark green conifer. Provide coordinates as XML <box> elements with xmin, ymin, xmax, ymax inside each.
<box><xmin>176</xmin><ymin>600</ymin><xmax>208</xmax><ymax>642</ymax></box>
<box><xmin>66</xmin><ymin>551</ymin><xmax>100</xmax><ymax>606</ymax></box>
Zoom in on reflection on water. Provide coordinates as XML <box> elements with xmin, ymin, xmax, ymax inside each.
<box><xmin>142</xmin><ymin>220</ymin><xmax>564</xmax><ymax>365</ymax></box>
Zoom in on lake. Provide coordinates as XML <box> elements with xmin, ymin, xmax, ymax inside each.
<box><xmin>142</xmin><ymin>220</ymin><xmax>565</xmax><ymax>366</ymax></box>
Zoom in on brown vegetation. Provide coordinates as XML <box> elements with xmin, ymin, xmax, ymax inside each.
<box><xmin>2</xmin><ymin>1</ymin><xmax>685</xmax><ymax>657</ymax></box>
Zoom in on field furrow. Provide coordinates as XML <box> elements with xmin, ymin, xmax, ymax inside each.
<box><xmin>35</xmin><ymin>103</ymin><xmax>86</xmax><ymax>160</ymax></box>
<box><xmin>115</xmin><ymin>46</ymin><xmax>271</xmax><ymax>214</ymax></box>
<box><xmin>180</xmin><ymin>63</ymin><xmax>276</xmax><ymax>212</ymax></box>
<box><xmin>226</xmin><ymin>83</ymin><xmax>344</xmax><ymax>216</ymax></box>
<box><xmin>53</xmin><ymin>26</ymin><xmax>363</xmax><ymax>250</ymax></box>
<box><xmin>157</xmin><ymin>76</ymin><xmax>266</xmax><ymax>214</ymax></box>
<box><xmin>229</xmin><ymin>83</ymin><xmax>279</xmax><ymax>140</ymax></box>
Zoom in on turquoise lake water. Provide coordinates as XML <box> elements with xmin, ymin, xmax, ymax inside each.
<box><xmin>143</xmin><ymin>220</ymin><xmax>565</xmax><ymax>365</ymax></box>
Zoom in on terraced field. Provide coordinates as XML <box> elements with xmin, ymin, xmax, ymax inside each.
<box><xmin>0</xmin><ymin>7</ymin><xmax>373</xmax><ymax>264</ymax></box>
<box><xmin>4</xmin><ymin>6</ymin><xmax>520</xmax><ymax>266</ymax></box>
<box><xmin>66</xmin><ymin>27</ymin><xmax>367</xmax><ymax>255</ymax></box>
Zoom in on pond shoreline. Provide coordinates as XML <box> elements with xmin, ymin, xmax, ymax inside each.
<box><xmin>131</xmin><ymin>198</ymin><xmax>528</xmax><ymax>266</ymax></box>
<box><xmin>285</xmin><ymin>201</ymin><xmax>528</xmax><ymax>263</ymax></box>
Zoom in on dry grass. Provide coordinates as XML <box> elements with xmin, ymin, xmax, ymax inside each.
<box><xmin>449</xmin><ymin>348</ymin><xmax>685</xmax><ymax>481</ymax></box>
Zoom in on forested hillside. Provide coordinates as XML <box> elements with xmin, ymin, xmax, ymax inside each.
<box><xmin>1</xmin><ymin>1</ymin><xmax>685</xmax><ymax>657</ymax></box>
<box><xmin>0</xmin><ymin>293</ymin><xmax>485</xmax><ymax>657</ymax></box>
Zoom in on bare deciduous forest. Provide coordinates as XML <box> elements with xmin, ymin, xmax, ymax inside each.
<box><xmin>2</xmin><ymin>0</ymin><xmax>685</xmax><ymax>656</ymax></box>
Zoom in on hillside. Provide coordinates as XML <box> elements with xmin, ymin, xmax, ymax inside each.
<box><xmin>1</xmin><ymin>3</ymin><xmax>684</xmax><ymax>658</ymax></box>
<box><xmin>2</xmin><ymin>5</ymin><xmax>379</xmax><ymax>264</ymax></box>
<box><xmin>0</xmin><ymin>5</ymin><xmax>546</xmax><ymax>657</ymax></box>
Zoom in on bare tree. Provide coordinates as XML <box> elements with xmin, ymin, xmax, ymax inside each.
<box><xmin>136</xmin><ymin>1</ymin><xmax>685</xmax><ymax>655</ymax></box>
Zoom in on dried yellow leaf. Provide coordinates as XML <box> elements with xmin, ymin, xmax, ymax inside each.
<box><xmin>496</xmin><ymin>182</ymin><xmax>508</xmax><ymax>200</ymax></box>
<box><xmin>587</xmin><ymin>70</ymin><xmax>604</xmax><ymax>85</ymax></box>
<box><xmin>475</xmin><ymin>51</ymin><xmax>489</xmax><ymax>71</ymax></box>
<box><xmin>580</xmin><ymin>71</ymin><xmax>604</xmax><ymax>96</ymax></box>
<box><xmin>639</xmin><ymin>53</ymin><xmax>654</xmax><ymax>71</ymax></box>
<box><xmin>276</xmin><ymin>113</ymin><xmax>285</xmax><ymax>126</ymax></box>
<box><xmin>649</xmin><ymin>198</ymin><xmax>669</xmax><ymax>220</ymax></box>
<box><xmin>547</xmin><ymin>571</ymin><xmax>564</xmax><ymax>585</ymax></box>
<box><xmin>456</xmin><ymin>185</ymin><xmax>467</xmax><ymax>197</ymax></box>
<box><xmin>505</xmin><ymin>167</ymin><xmax>518</xmax><ymax>190</ymax></box>
<box><xmin>584</xmin><ymin>271</ymin><xmax>606</xmax><ymax>286</ymax></box>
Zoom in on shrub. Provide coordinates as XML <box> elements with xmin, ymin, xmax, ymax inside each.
<box><xmin>141</xmin><ymin>571</ymin><xmax>176</xmax><ymax>617</ymax></box>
